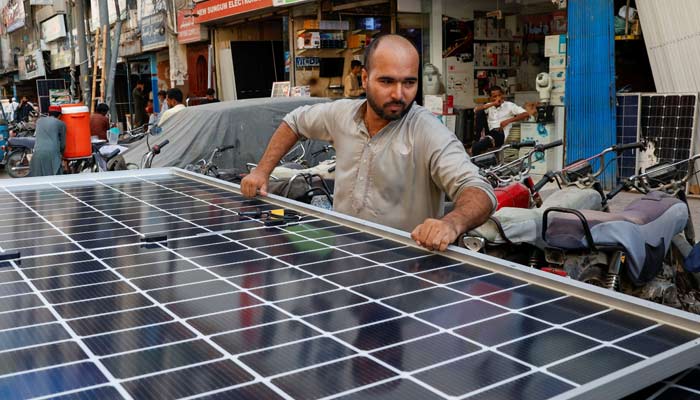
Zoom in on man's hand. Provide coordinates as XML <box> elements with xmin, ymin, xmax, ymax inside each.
<box><xmin>411</xmin><ymin>218</ymin><xmax>460</xmax><ymax>252</ymax></box>
<box><xmin>499</xmin><ymin>119</ymin><xmax>510</xmax><ymax>130</ymax></box>
<box><xmin>240</xmin><ymin>169</ymin><xmax>269</xmax><ymax>198</ymax></box>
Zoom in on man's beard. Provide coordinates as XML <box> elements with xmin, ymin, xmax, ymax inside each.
<box><xmin>366</xmin><ymin>89</ymin><xmax>413</xmax><ymax>121</ymax></box>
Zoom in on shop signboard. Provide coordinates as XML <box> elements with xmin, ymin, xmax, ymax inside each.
<box><xmin>141</xmin><ymin>12</ymin><xmax>167</xmax><ymax>51</ymax></box>
<box><xmin>18</xmin><ymin>50</ymin><xmax>47</xmax><ymax>80</ymax></box>
<box><xmin>2</xmin><ymin>0</ymin><xmax>26</xmax><ymax>33</ymax></box>
<box><xmin>49</xmin><ymin>89</ymin><xmax>71</xmax><ymax>105</ymax></box>
<box><xmin>41</xmin><ymin>14</ymin><xmax>67</xmax><ymax>42</ymax></box>
<box><xmin>193</xmin><ymin>0</ymin><xmax>273</xmax><ymax>24</ymax></box>
<box><xmin>177</xmin><ymin>10</ymin><xmax>208</xmax><ymax>44</ymax></box>
<box><xmin>273</xmin><ymin>0</ymin><xmax>312</xmax><ymax>5</ymax></box>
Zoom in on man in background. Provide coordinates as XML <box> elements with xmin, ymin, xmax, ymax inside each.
<box><xmin>202</xmin><ymin>88</ymin><xmax>220</xmax><ymax>104</ymax></box>
<box><xmin>15</xmin><ymin>97</ymin><xmax>34</xmax><ymax>122</ymax></box>
<box><xmin>158</xmin><ymin>88</ymin><xmax>185</xmax><ymax>125</ymax></box>
<box><xmin>471</xmin><ymin>86</ymin><xmax>530</xmax><ymax>156</ymax></box>
<box><xmin>90</xmin><ymin>103</ymin><xmax>110</xmax><ymax>141</ymax></box>
<box><xmin>132</xmin><ymin>80</ymin><xmax>147</xmax><ymax>128</ymax></box>
<box><xmin>30</xmin><ymin>105</ymin><xmax>65</xmax><ymax>176</ymax></box>
<box><xmin>343</xmin><ymin>60</ymin><xmax>365</xmax><ymax>98</ymax></box>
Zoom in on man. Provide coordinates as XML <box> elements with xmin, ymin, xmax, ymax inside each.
<box><xmin>158</xmin><ymin>88</ymin><xmax>185</xmax><ymax>125</ymax></box>
<box><xmin>202</xmin><ymin>88</ymin><xmax>220</xmax><ymax>104</ymax></box>
<box><xmin>14</xmin><ymin>97</ymin><xmax>34</xmax><ymax>123</ymax></box>
<box><xmin>242</xmin><ymin>34</ymin><xmax>495</xmax><ymax>251</ymax></box>
<box><xmin>30</xmin><ymin>105</ymin><xmax>66</xmax><ymax>176</ymax></box>
<box><xmin>90</xmin><ymin>103</ymin><xmax>110</xmax><ymax>141</ymax></box>
<box><xmin>471</xmin><ymin>86</ymin><xmax>530</xmax><ymax>156</ymax></box>
<box><xmin>132</xmin><ymin>80</ymin><xmax>147</xmax><ymax>128</ymax></box>
<box><xmin>344</xmin><ymin>60</ymin><xmax>365</xmax><ymax>98</ymax></box>
<box><xmin>157</xmin><ymin>90</ymin><xmax>168</xmax><ymax>113</ymax></box>
<box><xmin>9</xmin><ymin>97</ymin><xmax>18</xmax><ymax>121</ymax></box>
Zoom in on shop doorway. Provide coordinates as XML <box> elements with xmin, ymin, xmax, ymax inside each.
<box><xmin>187</xmin><ymin>43</ymin><xmax>210</xmax><ymax>99</ymax></box>
<box><xmin>230</xmin><ymin>41</ymin><xmax>285</xmax><ymax>99</ymax></box>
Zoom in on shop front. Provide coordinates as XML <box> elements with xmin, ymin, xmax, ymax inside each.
<box><xmin>191</xmin><ymin>0</ymin><xmax>288</xmax><ymax>101</ymax></box>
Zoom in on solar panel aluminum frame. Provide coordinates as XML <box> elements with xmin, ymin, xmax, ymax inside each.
<box><xmin>1</xmin><ymin>167</ymin><xmax>700</xmax><ymax>400</ymax></box>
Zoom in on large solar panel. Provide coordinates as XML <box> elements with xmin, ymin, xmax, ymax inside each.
<box><xmin>616</xmin><ymin>93</ymin><xmax>641</xmax><ymax>181</ymax></box>
<box><xmin>0</xmin><ymin>169</ymin><xmax>699</xmax><ymax>400</ymax></box>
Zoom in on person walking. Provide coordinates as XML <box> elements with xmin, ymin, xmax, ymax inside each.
<box><xmin>132</xmin><ymin>80</ymin><xmax>147</xmax><ymax>128</ymax></box>
<box><xmin>30</xmin><ymin>105</ymin><xmax>66</xmax><ymax>176</ymax></box>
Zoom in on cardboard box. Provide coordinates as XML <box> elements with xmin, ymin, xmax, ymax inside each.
<box><xmin>551</xmin><ymin>81</ymin><xmax>566</xmax><ymax>93</ymax></box>
<box><xmin>550</xmin><ymin>67</ymin><xmax>566</xmax><ymax>81</ymax></box>
<box><xmin>348</xmin><ymin>34</ymin><xmax>366</xmax><ymax>49</ymax></box>
<box><xmin>551</xmin><ymin>90</ymin><xmax>565</xmax><ymax>106</ymax></box>
<box><xmin>549</xmin><ymin>55</ymin><xmax>567</xmax><ymax>69</ymax></box>
<box><xmin>424</xmin><ymin>95</ymin><xmax>454</xmax><ymax>115</ymax></box>
<box><xmin>544</xmin><ymin>34</ymin><xmax>567</xmax><ymax>57</ymax></box>
<box><xmin>303</xmin><ymin>20</ymin><xmax>319</xmax><ymax>29</ymax></box>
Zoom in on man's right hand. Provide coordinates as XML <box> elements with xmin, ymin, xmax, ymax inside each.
<box><xmin>241</xmin><ymin>170</ymin><xmax>269</xmax><ymax>198</ymax></box>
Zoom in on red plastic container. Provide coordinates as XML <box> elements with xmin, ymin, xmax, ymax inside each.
<box><xmin>60</xmin><ymin>104</ymin><xmax>92</xmax><ymax>158</ymax></box>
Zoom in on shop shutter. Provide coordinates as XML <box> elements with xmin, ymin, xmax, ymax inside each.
<box><xmin>566</xmin><ymin>0</ymin><xmax>617</xmax><ymax>189</ymax></box>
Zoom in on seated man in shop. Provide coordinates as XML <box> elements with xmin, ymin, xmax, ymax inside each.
<box><xmin>471</xmin><ymin>86</ymin><xmax>530</xmax><ymax>156</ymax></box>
<box><xmin>344</xmin><ymin>60</ymin><xmax>365</xmax><ymax>98</ymax></box>
<box><xmin>158</xmin><ymin>88</ymin><xmax>185</xmax><ymax>126</ymax></box>
<box><xmin>241</xmin><ymin>34</ymin><xmax>496</xmax><ymax>252</ymax></box>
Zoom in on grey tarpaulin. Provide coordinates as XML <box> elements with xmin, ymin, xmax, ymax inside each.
<box><xmin>121</xmin><ymin>97</ymin><xmax>332</xmax><ymax>170</ymax></box>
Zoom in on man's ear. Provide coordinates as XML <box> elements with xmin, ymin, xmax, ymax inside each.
<box><xmin>361</xmin><ymin>69</ymin><xmax>368</xmax><ymax>89</ymax></box>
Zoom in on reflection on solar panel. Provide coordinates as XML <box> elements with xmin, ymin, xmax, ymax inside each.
<box><xmin>616</xmin><ymin>94</ymin><xmax>641</xmax><ymax>181</ymax></box>
<box><xmin>0</xmin><ymin>169</ymin><xmax>698</xmax><ymax>400</ymax></box>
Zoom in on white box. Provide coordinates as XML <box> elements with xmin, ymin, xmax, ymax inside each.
<box><xmin>544</xmin><ymin>34</ymin><xmax>566</xmax><ymax>57</ymax></box>
<box><xmin>551</xmin><ymin>90</ymin><xmax>565</xmax><ymax>106</ymax></box>
<box><xmin>444</xmin><ymin>115</ymin><xmax>457</xmax><ymax>134</ymax></box>
<box><xmin>549</xmin><ymin>55</ymin><xmax>567</xmax><ymax>69</ymax></box>
<box><xmin>424</xmin><ymin>95</ymin><xmax>445</xmax><ymax>114</ymax></box>
<box><xmin>521</xmin><ymin>123</ymin><xmax>556</xmax><ymax>144</ymax></box>
<box><xmin>551</xmin><ymin>81</ymin><xmax>566</xmax><ymax>92</ymax></box>
<box><xmin>550</xmin><ymin>67</ymin><xmax>566</xmax><ymax>81</ymax></box>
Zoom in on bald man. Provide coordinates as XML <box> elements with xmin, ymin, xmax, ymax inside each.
<box><xmin>242</xmin><ymin>34</ymin><xmax>495</xmax><ymax>251</ymax></box>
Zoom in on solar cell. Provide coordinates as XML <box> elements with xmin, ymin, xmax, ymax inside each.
<box><xmin>0</xmin><ymin>169</ymin><xmax>697</xmax><ymax>400</ymax></box>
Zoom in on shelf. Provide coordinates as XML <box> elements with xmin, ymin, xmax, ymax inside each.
<box><xmin>349</xmin><ymin>47</ymin><xmax>366</xmax><ymax>53</ymax></box>
<box><xmin>474</xmin><ymin>66</ymin><xmax>516</xmax><ymax>70</ymax></box>
<box><xmin>296</xmin><ymin>48</ymin><xmax>347</xmax><ymax>55</ymax></box>
<box><xmin>351</xmin><ymin>29</ymin><xmax>380</xmax><ymax>35</ymax></box>
<box><xmin>474</xmin><ymin>37</ymin><xmax>521</xmax><ymax>42</ymax></box>
<box><xmin>615</xmin><ymin>34</ymin><xmax>642</xmax><ymax>41</ymax></box>
<box><xmin>297</xmin><ymin>28</ymin><xmax>349</xmax><ymax>34</ymax></box>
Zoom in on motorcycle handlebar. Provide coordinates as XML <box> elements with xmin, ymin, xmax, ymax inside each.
<box><xmin>606</xmin><ymin>182</ymin><xmax>628</xmax><ymax>200</ymax></box>
<box><xmin>511</xmin><ymin>140</ymin><xmax>536</xmax><ymax>149</ymax></box>
<box><xmin>532</xmin><ymin>172</ymin><xmax>555</xmax><ymax>193</ymax></box>
<box><xmin>612</xmin><ymin>141</ymin><xmax>646</xmax><ymax>153</ymax></box>
<box><xmin>535</xmin><ymin>139</ymin><xmax>564</xmax><ymax>152</ymax></box>
<box><xmin>218</xmin><ymin>145</ymin><xmax>236</xmax><ymax>152</ymax></box>
<box><xmin>153</xmin><ymin>140</ymin><xmax>169</xmax><ymax>154</ymax></box>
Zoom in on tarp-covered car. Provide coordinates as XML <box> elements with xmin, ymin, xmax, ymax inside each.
<box><xmin>121</xmin><ymin>97</ymin><xmax>331</xmax><ymax>171</ymax></box>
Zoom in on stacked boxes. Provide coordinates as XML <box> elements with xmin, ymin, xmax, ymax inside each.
<box><xmin>545</xmin><ymin>35</ymin><xmax>567</xmax><ymax>106</ymax></box>
<box><xmin>425</xmin><ymin>95</ymin><xmax>457</xmax><ymax>135</ymax></box>
<box><xmin>474</xmin><ymin>42</ymin><xmax>512</xmax><ymax>68</ymax></box>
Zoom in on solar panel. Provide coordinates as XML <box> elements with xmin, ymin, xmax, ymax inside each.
<box><xmin>616</xmin><ymin>93</ymin><xmax>641</xmax><ymax>181</ymax></box>
<box><xmin>638</xmin><ymin>93</ymin><xmax>698</xmax><ymax>176</ymax></box>
<box><xmin>0</xmin><ymin>169</ymin><xmax>698</xmax><ymax>400</ymax></box>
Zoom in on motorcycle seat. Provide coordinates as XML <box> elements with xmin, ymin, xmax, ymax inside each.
<box><xmin>467</xmin><ymin>188</ymin><xmax>603</xmax><ymax>250</ymax></box>
<box><xmin>545</xmin><ymin>191</ymin><xmax>688</xmax><ymax>285</ymax></box>
<box><xmin>7</xmin><ymin>136</ymin><xmax>35</xmax><ymax>148</ymax></box>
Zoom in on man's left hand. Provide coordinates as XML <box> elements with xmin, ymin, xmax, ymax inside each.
<box><xmin>411</xmin><ymin>218</ymin><xmax>460</xmax><ymax>252</ymax></box>
<box><xmin>499</xmin><ymin>120</ymin><xmax>510</xmax><ymax>129</ymax></box>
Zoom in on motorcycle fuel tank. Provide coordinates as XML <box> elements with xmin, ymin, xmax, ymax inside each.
<box><xmin>495</xmin><ymin>182</ymin><xmax>532</xmax><ymax>210</ymax></box>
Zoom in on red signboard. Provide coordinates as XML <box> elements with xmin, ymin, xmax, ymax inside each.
<box><xmin>178</xmin><ymin>10</ymin><xmax>209</xmax><ymax>43</ymax></box>
<box><xmin>193</xmin><ymin>0</ymin><xmax>273</xmax><ymax>24</ymax></box>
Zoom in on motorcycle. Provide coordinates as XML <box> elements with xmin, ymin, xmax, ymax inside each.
<box><xmin>463</xmin><ymin>141</ymin><xmax>647</xmax><ymax>266</ymax></box>
<box><xmin>542</xmin><ymin>153</ymin><xmax>700</xmax><ymax>311</ymax></box>
<box><xmin>0</xmin><ymin>136</ymin><xmax>35</xmax><ymax>178</ymax></box>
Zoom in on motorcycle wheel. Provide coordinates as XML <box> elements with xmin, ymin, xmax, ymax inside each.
<box><xmin>6</xmin><ymin>150</ymin><xmax>30</xmax><ymax>178</ymax></box>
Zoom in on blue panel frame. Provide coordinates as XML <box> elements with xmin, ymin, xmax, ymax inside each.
<box><xmin>566</xmin><ymin>0</ymin><xmax>617</xmax><ymax>189</ymax></box>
